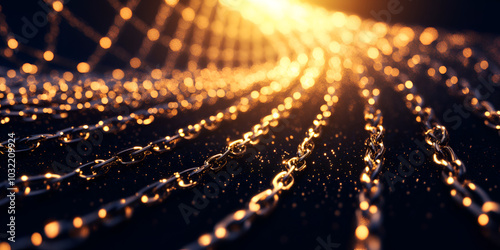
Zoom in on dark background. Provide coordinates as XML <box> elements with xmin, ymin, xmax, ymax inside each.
<box><xmin>311</xmin><ymin>0</ymin><xmax>500</xmax><ymax>35</ymax></box>
<box><xmin>1</xmin><ymin>0</ymin><xmax>500</xmax><ymax>250</ymax></box>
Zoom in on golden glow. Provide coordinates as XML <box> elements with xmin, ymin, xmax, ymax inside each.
<box><xmin>169</xmin><ymin>38</ymin><xmax>182</xmax><ymax>51</ymax></box>
<box><xmin>77</xmin><ymin>62</ymin><xmax>90</xmax><ymax>73</ymax></box>
<box><xmin>22</xmin><ymin>63</ymin><xmax>37</xmax><ymax>74</ymax></box>
<box><xmin>198</xmin><ymin>234</ymin><xmax>212</xmax><ymax>246</ymax></box>
<box><xmin>428</xmin><ymin>68</ymin><xmax>435</xmax><ymax>77</ymax></box>
<box><xmin>355</xmin><ymin>225</ymin><xmax>369</xmax><ymax>240</ymax></box>
<box><xmin>99</xmin><ymin>37</ymin><xmax>112</xmax><ymax>49</ymax></box>
<box><xmin>404</xmin><ymin>80</ymin><xmax>413</xmax><ymax>89</ymax></box>
<box><xmin>215</xmin><ymin>227</ymin><xmax>227</xmax><ymax>238</ymax></box>
<box><xmin>233</xmin><ymin>210</ymin><xmax>246</xmax><ymax>220</ymax></box>
<box><xmin>151</xmin><ymin>69</ymin><xmax>162</xmax><ymax>79</ymax></box>
<box><xmin>361</xmin><ymin>173</ymin><xmax>370</xmax><ymax>183</ymax></box>
<box><xmin>43</xmin><ymin>51</ymin><xmax>54</xmax><ymax>61</ymax></box>
<box><xmin>220</xmin><ymin>0</ymin><xmax>324</xmax><ymax>37</ymax></box>
<box><xmin>73</xmin><ymin>217</ymin><xmax>83</xmax><ymax>228</ymax></box>
<box><xmin>446</xmin><ymin>176</ymin><xmax>454</xmax><ymax>185</ymax></box>
<box><xmin>462</xmin><ymin>197</ymin><xmax>472</xmax><ymax>207</ymax></box>
<box><xmin>98</xmin><ymin>209</ymin><xmax>107</xmax><ymax>218</ymax></box>
<box><xmin>44</xmin><ymin>221</ymin><xmax>60</xmax><ymax>239</ymax></box>
<box><xmin>367</xmin><ymin>47</ymin><xmax>379</xmax><ymax>59</ymax></box>
<box><xmin>7</xmin><ymin>39</ymin><xmax>18</xmax><ymax>49</ymax></box>
<box><xmin>52</xmin><ymin>1</ymin><xmax>63</xmax><ymax>12</ymax></box>
<box><xmin>165</xmin><ymin>0</ymin><xmax>179</xmax><ymax>6</ymax></box>
<box><xmin>360</xmin><ymin>201</ymin><xmax>369</xmax><ymax>210</ymax></box>
<box><xmin>2</xmin><ymin>1</ymin><xmax>496</xmax><ymax>247</ymax></box>
<box><xmin>482</xmin><ymin>201</ymin><xmax>499</xmax><ymax>213</ymax></box>
<box><xmin>419</xmin><ymin>27</ymin><xmax>438</xmax><ymax>45</ymax></box>
<box><xmin>120</xmin><ymin>7</ymin><xmax>133</xmax><ymax>20</ymax></box>
<box><xmin>478</xmin><ymin>214</ymin><xmax>489</xmax><ymax>226</ymax></box>
<box><xmin>480</xmin><ymin>60</ymin><xmax>489</xmax><ymax>70</ymax></box>
<box><xmin>112</xmin><ymin>69</ymin><xmax>124</xmax><ymax>80</ymax></box>
<box><xmin>182</xmin><ymin>7</ymin><xmax>195</xmax><ymax>21</ymax></box>
<box><xmin>0</xmin><ymin>242</ymin><xmax>10</xmax><ymax>250</ymax></box>
<box><xmin>438</xmin><ymin>66</ymin><xmax>447</xmax><ymax>74</ymax></box>
<box><xmin>463</xmin><ymin>48</ymin><xmax>472</xmax><ymax>58</ymax></box>
<box><xmin>31</xmin><ymin>232</ymin><xmax>43</xmax><ymax>246</ymax></box>
<box><xmin>130</xmin><ymin>57</ymin><xmax>141</xmax><ymax>68</ymax></box>
<box><xmin>147</xmin><ymin>28</ymin><xmax>160</xmax><ymax>41</ymax></box>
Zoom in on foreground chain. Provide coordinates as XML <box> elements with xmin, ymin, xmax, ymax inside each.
<box><xmin>393</xmin><ymin>70</ymin><xmax>500</xmax><ymax>246</ymax></box>
<box><xmin>353</xmin><ymin>71</ymin><xmax>386</xmax><ymax>250</ymax></box>
<box><xmin>182</xmin><ymin>79</ymin><xmax>339</xmax><ymax>249</ymax></box>
<box><xmin>10</xmin><ymin>50</ymin><xmax>326</xmax><ymax>249</ymax></box>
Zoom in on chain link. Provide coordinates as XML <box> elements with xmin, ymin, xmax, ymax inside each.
<box><xmin>0</xmin><ymin>80</ymin><xmax>281</xmax><ymax>204</ymax></box>
<box><xmin>0</xmin><ymin>66</ymin><xmax>276</xmax><ymax>154</ymax></box>
<box><xmin>353</xmin><ymin>71</ymin><xmax>386</xmax><ymax>250</ymax></box>
<box><xmin>392</xmin><ymin>65</ymin><xmax>500</xmax><ymax>245</ymax></box>
<box><xmin>412</xmin><ymin>54</ymin><xmax>500</xmax><ymax>131</ymax></box>
<box><xmin>183</xmin><ymin>77</ymin><xmax>338</xmax><ymax>249</ymax></box>
<box><xmin>9</xmin><ymin>53</ymin><xmax>317</xmax><ymax>249</ymax></box>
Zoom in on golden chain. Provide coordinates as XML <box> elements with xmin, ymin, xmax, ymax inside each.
<box><xmin>353</xmin><ymin>70</ymin><xmax>386</xmax><ymax>250</ymax></box>
<box><xmin>183</xmin><ymin>55</ymin><xmax>336</xmax><ymax>249</ymax></box>
<box><xmin>0</xmin><ymin>55</ymin><xmax>306</xmax><ymax>205</ymax></box>
<box><xmin>11</xmin><ymin>51</ymin><xmax>325</xmax><ymax>249</ymax></box>
<box><xmin>391</xmin><ymin>67</ymin><xmax>500</xmax><ymax>245</ymax></box>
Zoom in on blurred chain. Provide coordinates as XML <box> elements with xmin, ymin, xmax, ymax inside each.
<box><xmin>0</xmin><ymin>61</ymin><xmax>303</xmax><ymax>205</ymax></box>
<box><xmin>10</xmin><ymin>57</ymin><xmax>324</xmax><ymax>249</ymax></box>
<box><xmin>392</xmin><ymin>70</ymin><xmax>500</xmax><ymax>246</ymax></box>
<box><xmin>0</xmin><ymin>62</ymin><xmax>279</xmax><ymax>154</ymax></box>
<box><xmin>354</xmin><ymin>22</ymin><xmax>500</xmax><ymax>248</ymax></box>
<box><xmin>407</xmin><ymin>54</ymin><xmax>500</xmax><ymax>131</ymax></box>
<box><xmin>353</xmin><ymin>72</ymin><xmax>386</xmax><ymax>250</ymax></box>
<box><xmin>0</xmin><ymin>61</ymin><xmax>278</xmax><ymax>125</ymax></box>
<box><xmin>8</xmin><ymin>46</ymin><xmax>329</xmax><ymax>249</ymax></box>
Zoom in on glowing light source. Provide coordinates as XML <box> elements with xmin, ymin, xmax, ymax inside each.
<box><xmin>100</xmin><ymin>37</ymin><xmax>112</xmax><ymax>49</ymax></box>
<box><xmin>419</xmin><ymin>27</ymin><xmax>439</xmax><ymax>45</ymax></box>
<box><xmin>355</xmin><ymin>225</ymin><xmax>369</xmax><ymax>240</ymax></box>
<box><xmin>43</xmin><ymin>51</ymin><xmax>54</xmax><ymax>61</ymax></box>
<box><xmin>52</xmin><ymin>1</ymin><xmax>63</xmax><ymax>12</ymax></box>
<box><xmin>7</xmin><ymin>39</ymin><xmax>18</xmax><ymax>49</ymax></box>
<box><xmin>44</xmin><ymin>221</ymin><xmax>60</xmax><ymax>239</ymax></box>
<box><xmin>169</xmin><ymin>38</ymin><xmax>182</xmax><ymax>51</ymax></box>
<box><xmin>478</xmin><ymin>214</ymin><xmax>489</xmax><ymax>226</ymax></box>
<box><xmin>77</xmin><ymin>62</ymin><xmax>90</xmax><ymax>73</ymax></box>
<box><xmin>73</xmin><ymin>217</ymin><xmax>83</xmax><ymax>228</ymax></box>
<box><xmin>31</xmin><ymin>232</ymin><xmax>43</xmax><ymax>246</ymax></box>
<box><xmin>147</xmin><ymin>28</ymin><xmax>160</xmax><ymax>41</ymax></box>
<box><xmin>120</xmin><ymin>7</ymin><xmax>133</xmax><ymax>20</ymax></box>
<box><xmin>98</xmin><ymin>209</ymin><xmax>107</xmax><ymax>218</ymax></box>
<box><xmin>198</xmin><ymin>234</ymin><xmax>212</xmax><ymax>246</ymax></box>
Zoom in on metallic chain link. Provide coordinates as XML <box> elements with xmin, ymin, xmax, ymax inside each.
<box><xmin>0</xmin><ymin>70</ymin><xmax>300</xmax><ymax>205</ymax></box>
<box><xmin>182</xmin><ymin>79</ymin><xmax>338</xmax><ymax>249</ymax></box>
<box><xmin>412</xmin><ymin>54</ymin><xmax>500</xmax><ymax>130</ymax></box>
<box><xmin>7</xmin><ymin>52</ymin><xmax>322</xmax><ymax>249</ymax></box>
<box><xmin>0</xmin><ymin>62</ymin><xmax>280</xmax><ymax>154</ymax></box>
<box><xmin>354</xmin><ymin>72</ymin><xmax>386</xmax><ymax>250</ymax></box>
<box><xmin>393</xmin><ymin>69</ymin><xmax>500</xmax><ymax>246</ymax></box>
